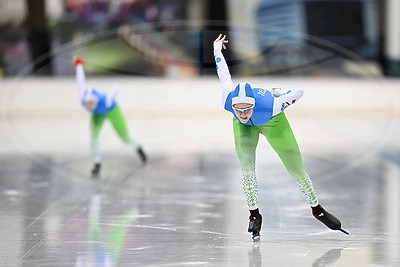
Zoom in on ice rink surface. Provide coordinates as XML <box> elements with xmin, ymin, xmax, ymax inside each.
<box><xmin>0</xmin><ymin>77</ymin><xmax>399</xmax><ymax>266</ymax></box>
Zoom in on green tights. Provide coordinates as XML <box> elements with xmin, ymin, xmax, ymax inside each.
<box><xmin>90</xmin><ymin>105</ymin><xmax>137</xmax><ymax>163</ymax></box>
<box><xmin>233</xmin><ymin>112</ymin><xmax>318</xmax><ymax>209</ymax></box>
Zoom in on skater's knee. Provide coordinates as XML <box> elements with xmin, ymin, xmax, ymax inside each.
<box><xmin>121</xmin><ymin>137</ymin><xmax>131</xmax><ymax>144</ymax></box>
<box><xmin>117</xmin><ymin>132</ymin><xmax>131</xmax><ymax>144</ymax></box>
<box><xmin>240</xmin><ymin>163</ymin><xmax>256</xmax><ymax>173</ymax></box>
<box><xmin>237</xmin><ymin>153</ymin><xmax>256</xmax><ymax>168</ymax></box>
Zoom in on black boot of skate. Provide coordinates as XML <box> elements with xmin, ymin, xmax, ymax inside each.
<box><xmin>136</xmin><ymin>146</ymin><xmax>147</xmax><ymax>164</ymax></box>
<box><xmin>91</xmin><ymin>163</ymin><xmax>101</xmax><ymax>178</ymax></box>
<box><xmin>248</xmin><ymin>214</ymin><xmax>262</xmax><ymax>241</ymax></box>
<box><xmin>313</xmin><ymin>207</ymin><xmax>341</xmax><ymax>231</ymax></box>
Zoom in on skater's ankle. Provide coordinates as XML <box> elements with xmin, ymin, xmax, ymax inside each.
<box><xmin>311</xmin><ymin>204</ymin><xmax>323</xmax><ymax>215</ymax></box>
<box><xmin>249</xmin><ymin>208</ymin><xmax>260</xmax><ymax>216</ymax></box>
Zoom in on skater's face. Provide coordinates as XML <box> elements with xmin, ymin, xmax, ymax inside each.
<box><xmin>233</xmin><ymin>103</ymin><xmax>254</xmax><ymax>123</ymax></box>
<box><xmin>85</xmin><ymin>99</ymin><xmax>98</xmax><ymax>111</ymax></box>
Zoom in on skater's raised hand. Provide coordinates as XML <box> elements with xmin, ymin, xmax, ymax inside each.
<box><xmin>74</xmin><ymin>56</ymin><xmax>84</xmax><ymax>66</ymax></box>
<box><xmin>214</xmin><ymin>34</ymin><xmax>229</xmax><ymax>51</ymax></box>
<box><xmin>74</xmin><ymin>56</ymin><xmax>87</xmax><ymax>98</ymax></box>
<box><xmin>213</xmin><ymin>34</ymin><xmax>233</xmax><ymax>105</ymax></box>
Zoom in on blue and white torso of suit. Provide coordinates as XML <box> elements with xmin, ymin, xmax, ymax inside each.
<box><xmin>81</xmin><ymin>89</ymin><xmax>116</xmax><ymax>115</ymax></box>
<box><xmin>224</xmin><ymin>84</ymin><xmax>275</xmax><ymax>126</ymax></box>
<box><xmin>214</xmin><ymin>43</ymin><xmax>304</xmax><ymax>126</ymax></box>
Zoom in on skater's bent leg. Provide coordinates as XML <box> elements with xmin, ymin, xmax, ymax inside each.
<box><xmin>278</xmin><ymin>147</ymin><xmax>319</xmax><ymax>207</ymax></box>
<box><xmin>294</xmin><ymin>172</ymin><xmax>319</xmax><ymax>207</ymax></box>
<box><xmin>91</xmin><ymin>139</ymin><xmax>101</xmax><ymax>163</ymax></box>
<box><xmin>262</xmin><ymin>113</ymin><xmax>319</xmax><ymax>207</ymax></box>
<box><xmin>233</xmin><ymin>118</ymin><xmax>260</xmax><ymax>210</ymax></box>
<box><xmin>107</xmin><ymin>105</ymin><xmax>137</xmax><ymax>147</ymax></box>
<box><xmin>261</xmin><ymin>114</ymin><xmax>344</xmax><ymax>232</ymax></box>
<box><xmin>108</xmin><ymin>105</ymin><xmax>147</xmax><ymax>163</ymax></box>
<box><xmin>241</xmin><ymin>171</ymin><xmax>259</xmax><ymax>210</ymax></box>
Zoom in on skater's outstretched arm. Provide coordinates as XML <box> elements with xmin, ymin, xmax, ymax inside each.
<box><xmin>272</xmin><ymin>89</ymin><xmax>304</xmax><ymax>116</ymax></box>
<box><xmin>213</xmin><ymin>34</ymin><xmax>233</xmax><ymax>106</ymax></box>
<box><xmin>74</xmin><ymin>57</ymin><xmax>87</xmax><ymax>101</ymax></box>
<box><xmin>106</xmin><ymin>84</ymin><xmax>120</xmax><ymax>108</ymax></box>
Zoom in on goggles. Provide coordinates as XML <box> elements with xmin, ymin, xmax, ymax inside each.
<box><xmin>233</xmin><ymin>106</ymin><xmax>254</xmax><ymax>115</ymax></box>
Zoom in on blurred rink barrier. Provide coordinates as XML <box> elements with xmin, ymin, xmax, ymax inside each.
<box><xmin>0</xmin><ymin>76</ymin><xmax>399</xmax><ymax>165</ymax></box>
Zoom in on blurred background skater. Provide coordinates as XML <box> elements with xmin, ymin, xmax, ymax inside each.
<box><xmin>74</xmin><ymin>57</ymin><xmax>147</xmax><ymax>178</ymax></box>
<box><xmin>213</xmin><ymin>34</ymin><xmax>347</xmax><ymax>241</ymax></box>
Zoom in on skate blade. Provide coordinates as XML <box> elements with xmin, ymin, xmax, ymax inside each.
<box><xmin>339</xmin><ymin>228</ymin><xmax>349</xmax><ymax>235</ymax></box>
<box><xmin>252</xmin><ymin>234</ymin><xmax>260</xmax><ymax>242</ymax></box>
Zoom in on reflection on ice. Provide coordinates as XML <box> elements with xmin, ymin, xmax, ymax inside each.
<box><xmin>312</xmin><ymin>248</ymin><xmax>342</xmax><ymax>267</ymax></box>
<box><xmin>248</xmin><ymin>243</ymin><xmax>262</xmax><ymax>267</ymax></box>
<box><xmin>75</xmin><ymin>194</ymin><xmax>135</xmax><ymax>267</ymax></box>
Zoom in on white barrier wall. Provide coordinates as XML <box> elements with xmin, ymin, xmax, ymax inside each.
<box><xmin>0</xmin><ymin>77</ymin><xmax>399</xmax><ymax>157</ymax></box>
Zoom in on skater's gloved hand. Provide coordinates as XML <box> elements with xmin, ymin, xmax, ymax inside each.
<box><xmin>271</xmin><ymin>87</ymin><xmax>284</xmax><ymax>97</ymax></box>
<box><xmin>74</xmin><ymin>57</ymin><xmax>84</xmax><ymax>66</ymax></box>
<box><xmin>214</xmin><ymin>34</ymin><xmax>229</xmax><ymax>51</ymax></box>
